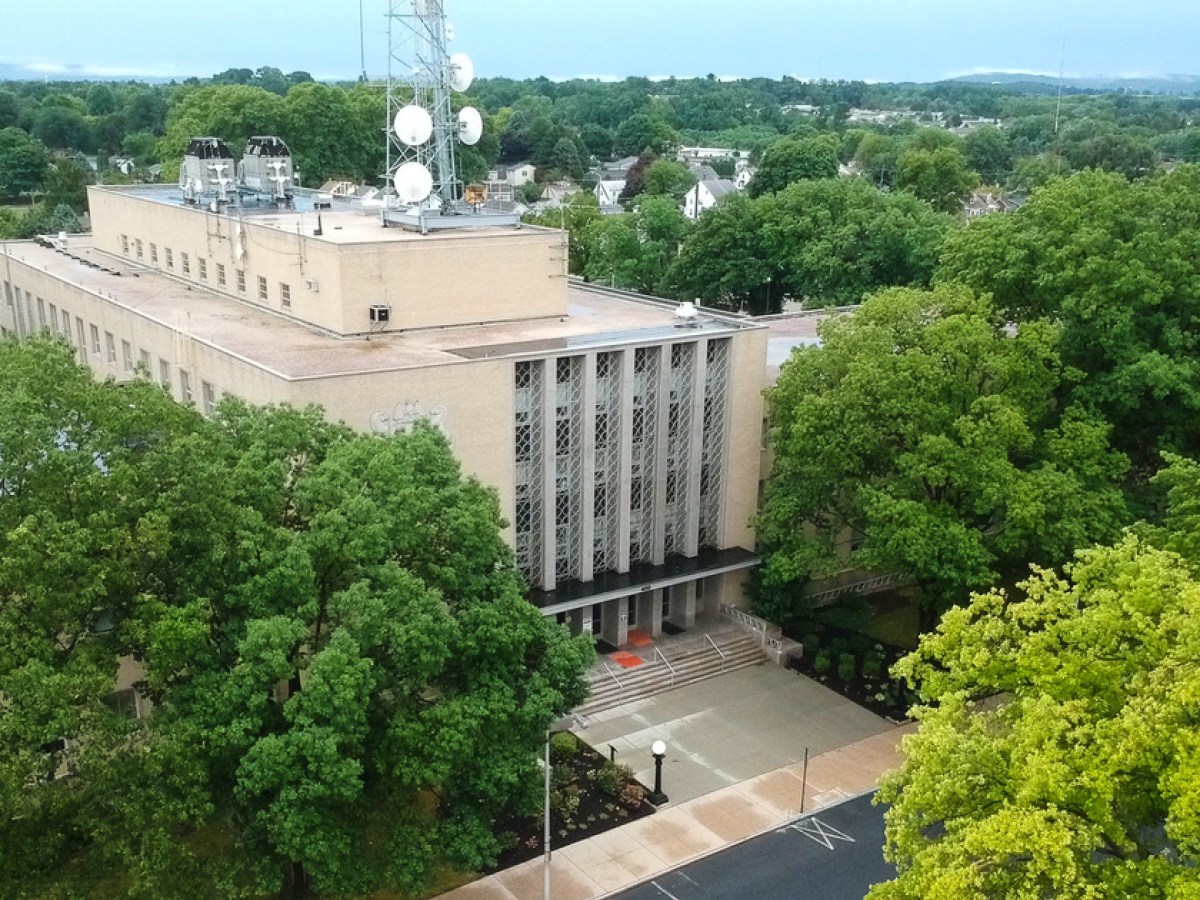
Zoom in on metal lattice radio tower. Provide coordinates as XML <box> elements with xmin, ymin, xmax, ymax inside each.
<box><xmin>383</xmin><ymin>0</ymin><xmax>500</xmax><ymax>229</ymax></box>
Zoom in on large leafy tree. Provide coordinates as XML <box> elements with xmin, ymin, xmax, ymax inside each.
<box><xmin>872</xmin><ymin>524</ymin><xmax>1200</xmax><ymax>898</ymax></box>
<box><xmin>760</xmin><ymin>177</ymin><xmax>955</xmax><ymax>307</ymax></box>
<box><xmin>0</xmin><ymin>340</ymin><xmax>592</xmax><ymax>898</ymax></box>
<box><xmin>755</xmin><ymin>286</ymin><xmax>1129</xmax><ymax>629</ymax></box>
<box><xmin>747</xmin><ymin>133</ymin><xmax>839</xmax><ymax>197</ymax></box>
<box><xmin>896</xmin><ymin>145</ymin><xmax>978</xmax><ymax>214</ymax></box>
<box><xmin>0</xmin><ymin>126</ymin><xmax>50</xmax><ymax>200</ymax></box>
<box><xmin>938</xmin><ymin>166</ymin><xmax>1200</xmax><ymax>470</ymax></box>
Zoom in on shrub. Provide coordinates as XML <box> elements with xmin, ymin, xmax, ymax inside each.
<box><xmin>812</xmin><ymin>650</ymin><xmax>832</xmax><ymax>673</ymax></box>
<box><xmin>801</xmin><ymin>633</ymin><xmax>821</xmax><ymax>655</ymax></box>
<box><xmin>861</xmin><ymin>654</ymin><xmax>883</xmax><ymax>680</ymax></box>
<box><xmin>551</xmin><ymin>784</ymin><xmax>580</xmax><ymax>819</ymax></box>
<box><xmin>587</xmin><ymin>760</ymin><xmax>634</xmax><ymax>797</ymax></box>
<box><xmin>549</xmin><ymin>731</ymin><xmax>578</xmax><ymax>764</ymax></box>
<box><xmin>617</xmin><ymin>782</ymin><xmax>645</xmax><ymax>810</ymax></box>
<box><xmin>837</xmin><ymin>652</ymin><xmax>857</xmax><ymax>682</ymax></box>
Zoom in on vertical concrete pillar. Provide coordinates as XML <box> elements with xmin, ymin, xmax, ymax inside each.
<box><xmin>601</xmin><ymin>597</ymin><xmax>630</xmax><ymax>648</ymax></box>
<box><xmin>684</xmin><ymin>342</ymin><xmax>708</xmax><ymax>558</ymax></box>
<box><xmin>580</xmin><ymin>352</ymin><xmax>597</xmax><ymax>584</ymax></box>
<box><xmin>569</xmin><ymin>606</ymin><xmax>586</xmax><ymax>637</ymax></box>
<box><xmin>540</xmin><ymin>359</ymin><xmax>558</xmax><ymax>592</ymax></box>
<box><xmin>636</xmin><ymin>590</ymin><xmax>661</xmax><ymax>638</ymax></box>
<box><xmin>667</xmin><ymin>581</ymin><xmax>698</xmax><ymax>629</ymax></box>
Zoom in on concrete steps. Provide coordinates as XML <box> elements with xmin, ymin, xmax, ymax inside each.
<box><xmin>575</xmin><ymin>630</ymin><xmax>770</xmax><ymax>718</ymax></box>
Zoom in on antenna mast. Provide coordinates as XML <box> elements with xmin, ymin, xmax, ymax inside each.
<box><xmin>382</xmin><ymin>0</ymin><xmax>513</xmax><ymax>230</ymax></box>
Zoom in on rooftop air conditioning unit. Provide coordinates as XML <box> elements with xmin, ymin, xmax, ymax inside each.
<box><xmin>369</xmin><ymin>304</ymin><xmax>391</xmax><ymax>323</ymax></box>
<box><xmin>305</xmin><ymin>277</ymin><xmax>320</xmax><ymax>292</ymax></box>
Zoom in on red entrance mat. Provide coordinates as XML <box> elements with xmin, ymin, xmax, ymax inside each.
<box><xmin>609</xmin><ymin>651</ymin><xmax>645</xmax><ymax>669</ymax></box>
<box><xmin>626</xmin><ymin>629</ymin><xmax>654</xmax><ymax>648</ymax></box>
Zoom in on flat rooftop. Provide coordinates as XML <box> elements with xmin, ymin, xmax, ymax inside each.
<box><xmin>3</xmin><ymin>238</ymin><xmax>760</xmax><ymax>381</ymax></box>
<box><xmin>763</xmin><ymin>311</ymin><xmax>845</xmax><ymax>383</ymax></box>
<box><xmin>91</xmin><ymin>183</ymin><xmax>537</xmax><ymax>247</ymax></box>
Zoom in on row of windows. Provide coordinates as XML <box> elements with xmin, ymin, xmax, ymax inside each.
<box><xmin>3</xmin><ymin>279</ymin><xmax>222</xmax><ymax>415</ymax></box>
<box><xmin>119</xmin><ymin>234</ymin><xmax>292</xmax><ymax>309</ymax></box>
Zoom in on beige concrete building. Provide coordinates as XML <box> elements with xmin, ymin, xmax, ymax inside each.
<box><xmin>1</xmin><ymin>183</ymin><xmax>768</xmax><ymax>647</ymax></box>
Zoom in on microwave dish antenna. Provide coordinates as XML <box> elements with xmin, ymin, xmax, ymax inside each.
<box><xmin>393</xmin><ymin>162</ymin><xmax>434</xmax><ymax>203</ymax></box>
<box><xmin>394</xmin><ymin>105</ymin><xmax>434</xmax><ymax>146</ymax></box>
<box><xmin>448</xmin><ymin>52</ymin><xmax>474</xmax><ymax>92</ymax></box>
<box><xmin>457</xmin><ymin>107</ymin><xmax>483</xmax><ymax>146</ymax></box>
<box><xmin>383</xmin><ymin>0</ymin><xmax>516</xmax><ymax>229</ymax></box>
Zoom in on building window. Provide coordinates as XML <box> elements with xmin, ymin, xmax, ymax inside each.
<box><xmin>2</xmin><ymin>281</ymin><xmax>10</xmax><ymax>304</ymax></box>
<box><xmin>159</xmin><ymin>358</ymin><xmax>171</xmax><ymax>389</ymax></box>
<box><xmin>165</xmin><ymin>248</ymin><xmax>173</xmax><ymax>269</ymax></box>
<box><xmin>257</xmin><ymin>276</ymin><xmax>268</xmax><ymax>301</ymax></box>
<box><xmin>280</xmin><ymin>282</ymin><xmax>291</xmax><ymax>308</ymax></box>
<box><xmin>150</xmin><ymin>243</ymin><xmax>158</xmax><ymax>264</ymax></box>
<box><xmin>197</xmin><ymin>258</ymin><xmax>207</xmax><ymax>280</ymax></box>
<box><xmin>36</xmin><ymin>298</ymin><xmax>46</xmax><ymax>329</ymax></box>
<box><xmin>61</xmin><ymin>308</ymin><xmax>70</xmax><ymax>334</ymax></box>
<box><xmin>236</xmin><ymin>270</ymin><xmax>246</xmax><ymax>293</ymax></box>
<box><xmin>49</xmin><ymin>303</ymin><xmax>58</xmax><ymax>331</ymax></box>
<box><xmin>202</xmin><ymin>381</ymin><xmax>217</xmax><ymax>415</ymax></box>
<box><xmin>139</xmin><ymin>348</ymin><xmax>150</xmax><ymax>370</ymax></box>
<box><xmin>181</xmin><ymin>252</ymin><xmax>190</xmax><ymax>275</ymax></box>
<box><xmin>135</xmin><ymin>239</ymin><xmax>143</xmax><ymax>259</ymax></box>
<box><xmin>121</xmin><ymin>234</ymin><xmax>129</xmax><ymax>255</ymax></box>
<box><xmin>75</xmin><ymin>318</ymin><xmax>86</xmax><ymax>358</ymax></box>
<box><xmin>105</xmin><ymin>332</ymin><xmax>117</xmax><ymax>364</ymax></box>
<box><xmin>217</xmin><ymin>263</ymin><xmax>226</xmax><ymax>287</ymax></box>
<box><xmin>90</xmin><ymin>324</ymin><xmax>101</xmax><ymax>354</ymax></box>
<box><xmin>103</xmin><ymin>688</ymin><xmax>139</xmax><ymax>720</ymax></box>
<box><xmin>179</xmin><ymin>369</ymin><xmax>193</xmax><ymax>404</ymax></box>
<box><xmin>121</xmin><ymin>340</ymin><xmax>133</xmax><ymax>373</ymax></box>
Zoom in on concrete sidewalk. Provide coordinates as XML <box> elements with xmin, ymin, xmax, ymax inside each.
<box><xmin>440</xmin><ymin>724</ymin><xmax>914</xmax><ymax>900</ymax></box>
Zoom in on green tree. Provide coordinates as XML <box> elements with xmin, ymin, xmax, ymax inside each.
<box><xmin>854</xmin><ymin>132</ymin><xmax>902</xmax><ymax>188</ymax></box>
<box><xmin>962</xmin><ymin>126</ymin><xmax>1013</xmax><ymax>185</ymax></box>
<box><xmin>580</xmin><ymin>214</ymin><xmax>642</xmax><ymax>288</ymax></box>
<box><xmin>938</xmin><ymin>166</ymin><xmax>1200</xmax><ymax>467</ymax></box>
<box><xmin>160</xmin><ymin>85</ymin><xmax>286</xmax><ymax>180</ymax></box>
<box><xmin>639</xmin><ymin>158</ymin><xmax>696</xmax><ymax>201</ymax></box>
<box><xmin>0</xmin><ymin>126</ymin><xmax>50</xmax><ymax>200</ymax></box>
<box><xmin>549</xmin><ymin>135</ymin><xmax>587</xmax><ymax>180</ymax></box>
<box><xmin>760</xmin><ymin>177</ymin><xmax>955</xmax><ymax>307</ymax></box>
<box><xmin>42</xmin><ymin>158</ymin><xmax>91</xmax><ymax>213</ymax></box>
<box><xmin>1067</xmin><ymin>131</ymin><xmax>1158</xmax><ymax>180</ymax></box>
<box><xmin>631</xmin><ymin>195</ymin><xmax>692</xmax><ymax>294</ymax></box>
<box><xmin>613</xmin><ymin>112</ymin><xmax>681</xmax><ymax>158</ymax></box>
<box><xmin>872</xmin><ymin>531</ymin><xmax>1200</xmax><ymax>899</ymax></box>
<box><xmin>896</xmin><ymin>146</ymin><xmax>978</xmax><ymax>213</ymax></box>
<box><xmin>667</xmin><ymin>193</ymin><xmax>777</xmax><ymax>312</ymax></box>
<box><xmin>31</xmin><ymin>105</ymin><xmax>94</xmax><ymax>152</ymax></box>
<box><xmin>747</xmin><ymin>134</ymin><xmax>838</xmax><ymax>198</ymax></box>
<box><xmin>756</xmin><ymin>286</ymin><xmax>1129</xmax><ymax>630</ymax></box>
<box><xmin>0</xmin><ymin>340</ymin><xmax>593</xmax><ymax>898</ymax></box>
<box><xmin>523</xmin><ymin>191</ymin><xmax>602</xmax><ymax>275</ymax></box>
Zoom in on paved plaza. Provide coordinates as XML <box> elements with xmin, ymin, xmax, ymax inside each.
<box><xmin>441</xmin><ymin>664</ymin><xmax>913</xmax><ymax>900</ymax></box>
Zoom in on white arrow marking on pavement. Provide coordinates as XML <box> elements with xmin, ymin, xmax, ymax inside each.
<box><xmin>651</xmin><ymin>880</ymin><xmax>684</xmax><ymax>900</ymax></box>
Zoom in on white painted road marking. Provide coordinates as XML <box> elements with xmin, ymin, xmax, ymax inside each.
<box><xmin>783</xmin><ymin>818</ymin><xmax>857</xmax><ymax>850</ymax></box>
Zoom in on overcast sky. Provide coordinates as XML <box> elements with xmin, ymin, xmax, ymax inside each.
<box><xmin>4</xmin><ymin>0</ymin><xmax>1196</xmax><ymax>83</ymax></box>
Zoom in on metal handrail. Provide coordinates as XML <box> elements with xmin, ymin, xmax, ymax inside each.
<box><xmin>605</xmin><ymin>664</ymin><xmax>623</xmax><ymax>695</ymax></box>
<box><xmin>654</xmin><ymin>647</ymin><xmax>677</xmax><ymax>686</ymax></box>
<box><xmin>705</xmin><ymin>633</ymin><xmax>728</xmax><ymax>670</ymax></box>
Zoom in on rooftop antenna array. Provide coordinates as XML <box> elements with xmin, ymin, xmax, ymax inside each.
<box><xmin>383</xmin><ymin>0</ymin><xmax>516</xmax><ymax>230</ymax></box>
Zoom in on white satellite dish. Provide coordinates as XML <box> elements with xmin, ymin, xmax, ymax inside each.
<box><xmin>393</xmin><ymin>105</ymin><xmax>433</xmax><ymax>146</ymax></box>
<box><xmin>448</xmin><ymin>52</ymin><xmax>474</xmax><ymax>92</ymax></box>
<box><xmin>393</xmin><ymin>162</ymin><xmax>433</xmax><ymax>203</ymax></box>
<box><xmin>457</xmin><ymin>106</ymin><xmax>483</xmax><ymax>146</ymax></box>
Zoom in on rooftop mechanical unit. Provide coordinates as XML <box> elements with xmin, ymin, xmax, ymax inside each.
<box><xmin>180</xmin><ymin>137</ymin><xmax>237</xmax><ymax>205</ymax></box>
<box><xmin>239</xmin><ymin>136</ymin><xmax>295</xmax><ymax>202</ymax></box>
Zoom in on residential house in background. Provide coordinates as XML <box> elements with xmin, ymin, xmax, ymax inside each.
<box><xmin>594</xmin><ymin>179</ymin><xmax>626</xmax><ymax>211</ymax></box>
<box><xmin>684</xmin><ymin>178</ymin><xmax>737</xmax><ymax>220</ymax></box>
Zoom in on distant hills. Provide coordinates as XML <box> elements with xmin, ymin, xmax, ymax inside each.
<box><xmin>949</xmin><ymin>71</ymin><xmax>1200</xmax><ymax>95</ymax></box>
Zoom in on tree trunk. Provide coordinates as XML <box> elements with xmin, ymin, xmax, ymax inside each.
<box><xmin>288</xmin><ymin>861</ymin><xmax>309</xmax><ymax>898</ymax></box>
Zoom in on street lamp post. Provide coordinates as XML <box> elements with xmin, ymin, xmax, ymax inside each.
<box><xmin>648</xmin><ymin>739</ymin><xmax>669</xmax><ymax>806</ymax></box>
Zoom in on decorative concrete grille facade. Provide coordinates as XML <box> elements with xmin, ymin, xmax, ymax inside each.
<box><xmin>513</xmin><ymin>338</ymin><xmax>733</xmax><ymax>591</ymax></box>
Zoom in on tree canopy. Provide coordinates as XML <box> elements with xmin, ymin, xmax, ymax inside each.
<box><xmin>872</xmin><ymin>514</ymin><xmax>1200</xmax><ymax>898</ymax></box>
<box><xmin>755</xmin><ymin>286</ymin><xmax>1129</xmax><ymax>629</ymax></box>
<box><xmin>938</xmin><ymin>166</ymin><xmax>1200</xmax><ymax>469</ymax></box>
<box><xmin>0</xmin><ymin>339</ymin><xmax>592</xmax><ymax>898</ymax></box>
